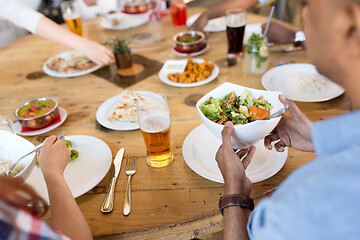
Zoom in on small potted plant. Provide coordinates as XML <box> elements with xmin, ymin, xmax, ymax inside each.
<box><xmin>104</xmin><ymin>36</ymin><xmax>133</xmax><ymax>69</ymax></box>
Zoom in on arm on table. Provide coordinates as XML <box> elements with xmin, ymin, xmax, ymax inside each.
<box><xmin>189</xmin><ymin>0</ymin><xmax>258</xmax><ymax>31</ymax></box>
<box><xmin>35</xmin><ymin>16</ymin><xmax>113</xmax><ymax>66</ymax></box>
<box><xmin>38</xmin><ymin>136</ymin><xmax>92</xmax><ymax>240</ymax></box>
<box><xmin>261</xmin><ymin>21</ymin><xmax>296</xmax><ymax>44</ymax></box>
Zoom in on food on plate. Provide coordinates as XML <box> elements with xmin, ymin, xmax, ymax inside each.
<box><xmin>109</xmin><ymin>91</ymin><xmax>160</xmax><ymax>122</ymax></box>
<box><xmin>0</xmin><ymin>159</ymin><xmax>24</xmax><ymax>176</ymax></box>
<box><xmin>288</xmin><ymin>74</ymin><xmax>327</xmax><ymax>93</ymax></box>
<box><xmin>200</xmin><ymin>90</ymin><xmax>273</xmax><ymax>125</ymax></box>
<box><xmin>177</xmin><ymin>33</ymin><xmax>202</xmax><ymax>43</ymax></box>
<box><xmin>111</xmin><ymin>18</ymin><xmax>121</xmax><ymax>26</ymax></box>
<box><xmin>46</xmin><ymin>52</ymin><xmax>97</xmax><ymax>73</ymax></box>
<box><xmin>167</xmin><ymin>58</ymin><xmax>215</xmax><ymax>84</ymax></box>
<box><xmin>35</xmin><ymin>140</ymin><xmax>79</xmax><ymax>166</ymax></box>
<box><xmin>17</xmin><ymin>100</ymin><xmax>55</xmax><ymax>118</ymax></box>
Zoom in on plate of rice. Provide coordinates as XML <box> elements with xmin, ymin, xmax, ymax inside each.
<box><xmin>262</xmin><ymin>63</ymin><xmax>345</xmax><ymax>102</ymax></box>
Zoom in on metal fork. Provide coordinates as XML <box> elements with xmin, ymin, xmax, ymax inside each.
<box><xmin>123</xmin><ymin>155</ymin><xmax>136</xmax><ymax>216</ymax></box>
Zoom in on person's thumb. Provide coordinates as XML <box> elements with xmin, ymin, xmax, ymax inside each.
<box><xmin>221</xmin><ymin>121</ymin><xmax>234</xmax><ymax>150</ymax></box>
<box><xmin>279</xmin><ymin>95</ymin><xmax>304</xmax><ymax>121</ymax></box>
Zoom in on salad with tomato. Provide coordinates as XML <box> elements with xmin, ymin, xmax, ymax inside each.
<box><xmin>200</xmin><ymin>90</ymin><xmax>273</xmax><ymax>125</ymax></box>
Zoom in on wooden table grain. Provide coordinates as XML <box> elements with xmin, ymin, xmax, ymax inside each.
<box><xmin>0</xmin><ymin>8</ymin><xmax>349</xmax><ymax>239</ymax></box>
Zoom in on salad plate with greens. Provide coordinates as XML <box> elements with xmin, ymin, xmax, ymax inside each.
<box><xmin>196</xmin><ymin>82</ymin><xmax>284</xmax><ymax>149</ymax></box>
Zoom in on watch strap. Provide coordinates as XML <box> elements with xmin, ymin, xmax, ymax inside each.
<box><xmin>219</xmin><ymin>194</ymin><xmax>254</xmax><ymax>215</ymax></box>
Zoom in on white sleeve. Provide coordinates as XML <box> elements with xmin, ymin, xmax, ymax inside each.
<box><xmin>0</xmin><ymin>0</ymin><xmax>43</xmax><ymax>33</ymax></box>
<box><xmin>257</xmin><ymin>0</ymin><xmax>272</xmax><ymax>5</ymax></box>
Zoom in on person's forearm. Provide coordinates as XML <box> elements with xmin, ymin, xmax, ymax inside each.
<box><xmin>35</xmin><ymin>16</ymin><xmax>91</xmax><ymax>54</ymax></box>
<box><xmin>205</xmin><ymin>0</ymin><xmax>259</xmax><ymax>20</ymax></box>
<box><xmin>223</xmin><ymin>207</ymin><xmax>251</xmax><ymax>240</ymax></box>
<box><xmin>44</xmin><ymin>174</ymin><xmax>92</xmax><ymax>240</ymax></box>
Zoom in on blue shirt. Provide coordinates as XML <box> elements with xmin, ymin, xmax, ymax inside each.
<box><xmin>247</xmin><ymin>110</ymin><xmax>360</xmax><ymax>239</ymax></box>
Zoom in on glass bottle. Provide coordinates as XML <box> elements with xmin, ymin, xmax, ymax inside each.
<box><xmin>245</xmin><ymin>36</ymin><xmax>269</xmax><ymax>75</ymax></box>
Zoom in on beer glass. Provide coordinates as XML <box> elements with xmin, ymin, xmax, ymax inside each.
<box><xmin>226</xmin><ymin>9</ymin><xmax>246</xmax><ymax>59</ymax></box>
<box><xmin>137</xmin><ymin>93</ymin><xmax>173</xmax><ymax>168</ymax></box>
<box><xmin>60</xmin><ymin>1</ymin><xmax>83</xmax><ymax>36</ymax></box>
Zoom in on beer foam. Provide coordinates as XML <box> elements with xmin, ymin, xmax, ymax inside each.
<box><xmin>140</xmin><ymin>114</ymin><xmax>170</xmax><ymax>133</ymax></box>
<box><xmin>226</xmin><ymin>16</ymin><xmax>246</xmax><ymax>28</ymax></box>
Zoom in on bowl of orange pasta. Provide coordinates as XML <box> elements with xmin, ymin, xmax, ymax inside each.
<box><xmin>159</xmin><ymin>58</ymin><xmax>219</xmax><ymax>87</ymax></box>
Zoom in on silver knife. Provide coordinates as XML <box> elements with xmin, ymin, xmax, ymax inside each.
<box><xmin>101</xmin><ymin>148</ymin><xmax>125</xmax><ymax>213</ymax></box>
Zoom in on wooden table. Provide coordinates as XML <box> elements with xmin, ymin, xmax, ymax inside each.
<box><xmin>0</xmin><ymin>8</ymin><xmax>349</xmax><ymax>239</ymax></box>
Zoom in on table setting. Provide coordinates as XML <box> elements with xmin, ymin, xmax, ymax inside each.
<box><xmin>0</xmin><ymin>5</ymin><xmax>346</xmax><ymax>239</ymax></box>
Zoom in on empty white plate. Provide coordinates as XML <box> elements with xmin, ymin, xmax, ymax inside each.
<box><xmin>182</xmin><ymin>124</ymin><xmax>288</xmax><ymax>183</ymax></box>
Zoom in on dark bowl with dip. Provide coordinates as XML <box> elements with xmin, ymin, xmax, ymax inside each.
<box><xmin>173</xmin><ymin>31</ymin><xmax>207</xmax><ymax>53</ymax></box>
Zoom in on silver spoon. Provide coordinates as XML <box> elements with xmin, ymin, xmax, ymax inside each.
<box><xmin>263</xmin><ymin>105</ymin><xmax>289</xmax><ymax>120</ymax></box>
<box><xmin>7</xmin><ymin>132</ymin><xmax>64</xmax><ymax>176</ymax></box>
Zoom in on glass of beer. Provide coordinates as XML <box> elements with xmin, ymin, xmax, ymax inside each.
<box><xmin>60</xmin><ymin>1</ymin><xmax>83</xmax><ymax>36</ymax></box>
<box><xmin>137</xmin><ymin>93</ymin><xmax>173</xmax><ymax>168</ymax></box>
<box><xmin>226</xmin><ymin>9</ymin><xmax>246</xmax><ymax>59</ymax></box>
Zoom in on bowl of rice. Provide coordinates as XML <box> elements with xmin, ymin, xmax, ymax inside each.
<box><xmin>0</xmin><ymin>130</ymin><xmax>36</xmax><ymax>179</ymax></box>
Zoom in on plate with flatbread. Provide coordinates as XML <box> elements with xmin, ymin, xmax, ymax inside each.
<box><xmin>43</xmin><ymin>51</ymin><xmax>100</xmax><ymax>78</ymax></box>
<box><xmin>96</xmin><ymin>91</ymin><xmax>160</xmax><ymax>131</ymax></box>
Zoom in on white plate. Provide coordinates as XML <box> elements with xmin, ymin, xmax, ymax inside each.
<box><xmin>186</xmin><ymin>13</ymin><xmax>226</xmax><ymax>32</ymax></box>
<box><xmin>43</xmin><ymin>51</ymin><xmax>101</xmax><ymax>78</ymax></box>
<box><xmin>26</xmin><ymin>135</ymin><xmax>112</xmax><ymax>204</ymax></box>
<box><xmin>96</xmin><ymin>91</ymin><xmax>155</xmax><ymax>130</ymax></box>
<box><xmin>159</xmin><ymin>58</ymin><xmax>219</xmax><ymax>88</ymax></box>
<box><xmin>100</xmin><ymin>12</ymin><xmax>149</xmax><ymax>30</ymax></box>
<box><xmin>172</xmin><ymin>43</ymin><xmax>210</xmax><ymax>57</ymax></box>
<box><xmin>182</xmin><ymin>124</ymin><xmax>288</xmax><ymax>183</ymax></box>
<box><xmin>262</xmin><ymin>64</ymin><xmax>345</xmax><ymax>102</ymax></box>
<box><xmin>14</xmin><ymin>107</ymin><xmax>67</xmax><ymax>136</ymax></box>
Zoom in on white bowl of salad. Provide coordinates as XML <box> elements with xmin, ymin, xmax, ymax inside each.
<box><xmin>196</xmin><ymin>82</ymin><xmax>284</xmax><ymax>149</ymax></box>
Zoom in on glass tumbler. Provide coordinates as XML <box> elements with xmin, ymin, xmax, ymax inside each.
<box><xmin>60</xmin><ymin>1</ymin><xmax>83</xmax><ymax>36</ymax></box>
<box><xmin>226</xmin><ymin>9</ymin><xmax>246</xmax><ymax>59</ymax></box>
<box><xmin>137</xmin><ymin>93</ymin><xmax>173</xmax><ymax>168</ymax></box>
<box><xmin>245</xmin><ymin>37</ymin><xmax>269</xmax><ymax>75</ymax></box>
